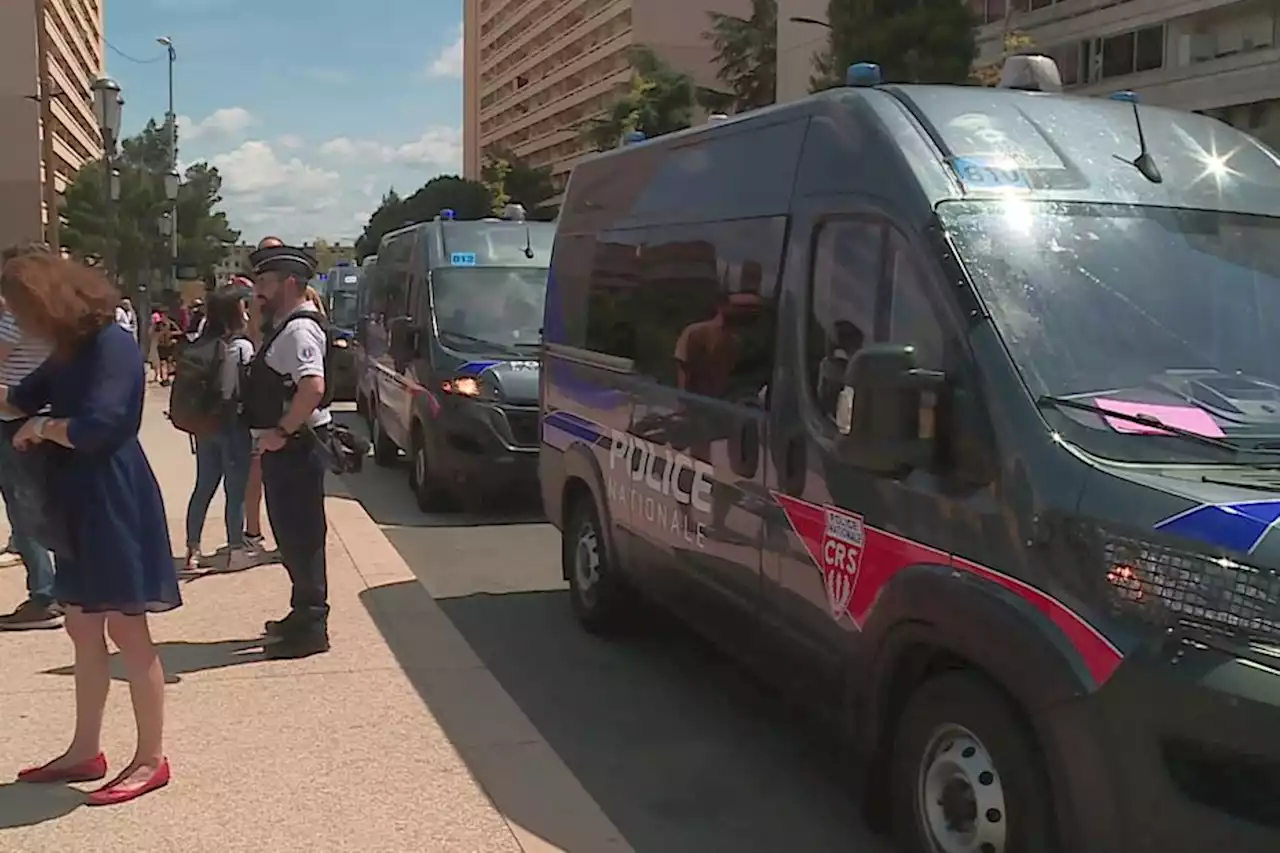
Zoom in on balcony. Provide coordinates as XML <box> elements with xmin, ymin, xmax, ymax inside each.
<box><xmin>1070</xmin><ymin>44</ymin><xmax>1280</xmax><ymax>109</ymax></box>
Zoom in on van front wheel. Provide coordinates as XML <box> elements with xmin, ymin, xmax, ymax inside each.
<box><xmin>564</xmin><ymin>496</ymin><xmax>631</xmax><ymax>634</ymax></box>
<box><xmin>890</xmin><ymin>671</ymin><xmax>1059</xmax><ymax>853</ymax></box>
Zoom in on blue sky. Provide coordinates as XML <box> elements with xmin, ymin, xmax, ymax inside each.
<box><xmin>105</xmin><ymin>0</ymin><xmax>465</xmax><ymax>244</ymax></box>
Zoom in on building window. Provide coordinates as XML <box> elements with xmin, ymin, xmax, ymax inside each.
<box><xmin>1135</xmin><ymin>26</ymin><xmax>1165</xmax><ymax>72</ymax></box>
<box><xmin>1091</xmin><ymin>25</ymin><xmax>1164</xmax><ymax>81</ymax></box>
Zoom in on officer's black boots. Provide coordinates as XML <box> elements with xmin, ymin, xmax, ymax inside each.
<box><xmin>262</xmin><ymin>612</ymin><xmax>330</xmax><ymax>659</ymax></box>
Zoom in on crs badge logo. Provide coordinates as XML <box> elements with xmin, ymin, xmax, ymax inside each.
<box><xmin>773</xmin><ymin>492</ymin><xmax>865</xmax><ymax>622</ymax></box>
<box><xmin>821</xmin><ymin>508</ymin><xmax>864</xmax><ymax>619</ymax></box>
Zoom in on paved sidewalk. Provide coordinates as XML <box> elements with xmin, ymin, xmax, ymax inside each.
<box><xmin>0</xmin><ymin>390</ymin><xmax>628</xmax><ymax>853</ymax></box>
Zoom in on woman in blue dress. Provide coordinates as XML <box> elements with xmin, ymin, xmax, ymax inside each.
<box><xmin>0</xmin><ymin>252</ymin><xmax>179</xmax><ymax>806</ymax></box>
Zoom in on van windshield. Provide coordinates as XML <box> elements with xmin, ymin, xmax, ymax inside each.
<box><xmin>431</xmin><ymin>267</ymin><xmax>547</xmax><ymax>350</ymax></box>
<box><xmin>943</xmin><ymin>199</ymin><xmax>1280</xmax><ymax>462</ymax></box>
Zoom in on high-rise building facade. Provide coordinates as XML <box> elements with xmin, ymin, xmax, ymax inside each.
<box><xmin>463</xmin><ymin>0</ymin><xmax>750</xmax><ymax>195</ymax></box>
<box><xmin>0</xmin><ymin>0</ymin><xmax>105</xmax><ymax>249</ymax></box>
<box><xmin>779</xmin><ymin>1</ymin><xmax>1280</xmax><ymax>149</ymax></box>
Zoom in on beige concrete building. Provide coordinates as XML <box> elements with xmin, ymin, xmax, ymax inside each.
<box><xmin>778</xmin><ymin>0</ymin><xmax>1280</xmax><ymax>149</ymax></box>
<box><xmin>0</xmin><ymin>0</ymin><xmax>104</xmax><ymax>250</ymax></box>
<box><xmin>463</xmin><ymin>0</ymin><xmax>750</xmax><ymax>193</ymax></box>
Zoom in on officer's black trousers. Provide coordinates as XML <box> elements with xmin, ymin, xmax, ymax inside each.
<box><xmin>261</xmin><ymin>437</ymin><xmax>329</xmax><ymax>623</ymax></box>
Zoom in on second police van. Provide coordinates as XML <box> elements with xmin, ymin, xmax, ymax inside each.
<box><xmin>365</xmin><ymin>205</ymin><xmax>555</xmax><ymax>510</ymax></box>
<box><xmin>539</xmin><ymin>56</ymin><xmax>1280</xmax><ymax>852</ymax></box>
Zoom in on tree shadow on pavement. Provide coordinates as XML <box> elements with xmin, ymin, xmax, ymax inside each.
<box><xmin>360</xmin><ymin>581</ymin><xmax>890</xmax><ymax>853</ymax></box>
<box><xmin>41</xmin><ymin>639</ymin><xmax>267</xmax><ymax>684</ymax></box>
<box><xmin>0</xmin><ymin>782</ymin><xmax>83</xmax><ymax>829</ymax></box>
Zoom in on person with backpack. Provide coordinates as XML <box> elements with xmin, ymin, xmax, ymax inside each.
<box><xmin>170</xmin><ymin>290</ymin><xmax>256</xmax><ymax>573</ymax></box>
<box><xmin>241</xmin><ymin>243</ymin><xmax>333</xmax><ymax>660</ymax></box>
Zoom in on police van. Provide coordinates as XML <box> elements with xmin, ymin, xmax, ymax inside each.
<box><xmin>365</xmin><ymin>206</ymin><xmax>555</xmax><ymax>509</ymax></box>
<box><xmin>319</xmin><ymin>260</ymin><xmax>361</xmax><ymax>401</ymax></box>
<box><xmin>539</xmin><ymin>56</ymin><xmax>1280</xmax><ymax>853</ymax></box>
<box><xmin>353</xmin><ymin>253</ymin><xmax>380</xmax><ymax>416</ymax></box>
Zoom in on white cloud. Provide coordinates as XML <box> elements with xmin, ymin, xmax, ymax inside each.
<box><xmin>423</xmin><ymin>24</ymin><xmax>463</xmax><ymax>79</ymax></box>
<box><xmin>197</xmin><ymin>126</ymin><xmax>464</xmax><ymax>244</ymax></box>
<box><xmin>177</xmin><ymin>107</ymin><xmax>255</xmax><ymax>143</ymax></box>
<box><xmin>317</xmin><ymin>126</ymin><xmax>462</xmax><ymax>170</ymax></box>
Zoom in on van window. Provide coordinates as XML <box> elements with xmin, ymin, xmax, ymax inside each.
<box><xmin>632</xmin><ymin>121</ymin><xmax>807</xmax><ymax>220</ymax></box>
<box><xmin>378</xmin><ymin>230</ymin><xmax>416</xmax><ymax>317</ymax></box>
<box><xmin>808</xmin><ymin>219</ymin><xmax>884</xmax><ymax>421</ymax></box>
<box><xmin>584</xmin><ymin>230</ymin><xmax>644</xmax><ymax>358</ymax></box>
<box><xmin>583</xmin><ymin>217</ymin><xmax>785</xmax><ymax>406</ymax></box>
<box><xmin>886</xmin><ymin>231</ymin><xmax>945</xmax><ymax>369</ymax></box>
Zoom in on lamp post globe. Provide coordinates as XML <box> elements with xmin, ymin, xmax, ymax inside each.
<box><xmin>164</xmin><ymin>169</ymin><xmax>180</xmax><ymax>201</ymax></box>
<box><xmin>90</xmin><ymin>76</ymin><xmax>123</xmax><ymax>143</ymax></box>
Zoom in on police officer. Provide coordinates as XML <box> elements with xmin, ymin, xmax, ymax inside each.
<box><xmin>243</xmin><ymin>243</ymin><xmax>332</xmax><ymax>659</ymax></box>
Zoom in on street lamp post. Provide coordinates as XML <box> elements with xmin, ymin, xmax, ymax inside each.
<box><xmin>157</xmin><ymin>36</ymin><xmax>178</xmax><ymax>296</ymax></box>
<box><xmin>90</xmin><ymin>76</ymin><xmax>123</xmax><ymax>285</ymax></box>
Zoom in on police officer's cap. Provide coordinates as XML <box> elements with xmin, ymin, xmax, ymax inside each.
<box><xmin>249</xmin><ymin>244</ymin><xmax>317</xmax><ymax>281</ymax></box>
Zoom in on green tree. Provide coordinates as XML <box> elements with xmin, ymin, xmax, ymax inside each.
<box><xmin>354</xmin><ymin>188</ymin><xmax>402</xmax><ymax>260</ymax></box>
<box><xmin>481</xmin><ymin>147</ymin><xmax>557</xmax><ymax>213</ymax></box>
<box><xmin>61</xmin><ymin>119</ymin><xmax>238</xmax><ymax>290</ymax></box>
<box><xmin>704</xmin><ymin>0</ymin><xmax>777</xmax><ymax>112</ymax></box>
<box><xmin>581</xmin><ymin>46</ymin><xmax>695</xmax><ymax>151</ymax></box>
<box><xmin>811</xmin><ymin>0</ymin><xmax>977</xmax><ymax>91</ymax></box>
<box><xmin>353</xmin><ymin>176</ymin><xmax>493</xmax><ymax>260</ymax></box>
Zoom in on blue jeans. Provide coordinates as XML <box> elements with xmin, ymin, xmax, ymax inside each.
<box><xmin>0</xmin><ymin>423</ymin><xmax>56</xmax><ymax>603</ymax></box>
<box><xmin>185</xmin><ymin>421</ymin><xmax>252</xmax><ymax>550</ymax></box>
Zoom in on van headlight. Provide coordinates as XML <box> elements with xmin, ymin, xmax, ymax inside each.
<box><xmin>1103</xmin><ymin>532</ymin><xmax>1280</xmax><ymax>643</ymax></box>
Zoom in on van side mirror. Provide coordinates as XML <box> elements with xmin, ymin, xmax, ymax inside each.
<box><xmin>389</xmin><ymin>316</ymin><xmax>419</xmax><ymax>367</ymax></box>
<box><xmin>836</xmin><ymin>344</ymin><xmax>945</xmax><ymax>475</ymax></box>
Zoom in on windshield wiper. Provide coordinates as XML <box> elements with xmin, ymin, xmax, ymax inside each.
<box><xmin>438</xmin><ymin>329</ymin><xmax>522</xmax><ymax>357</ymax></box>
<box><xmin>1037</xmin><ymin>395</ymin><xmax>1240</xmax><ymax>454</ymax></box>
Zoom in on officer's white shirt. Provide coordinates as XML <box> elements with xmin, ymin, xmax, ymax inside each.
<box><xmin>262</xmin><ymin>303</ymin><xmax>332</xmax><ymax>429</ymax></box>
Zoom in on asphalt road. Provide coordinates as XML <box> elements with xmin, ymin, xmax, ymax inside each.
<box><xmin>334</xmin><ymin>408</ymin><xmax>892</xmax><ymax>853</ymax></box>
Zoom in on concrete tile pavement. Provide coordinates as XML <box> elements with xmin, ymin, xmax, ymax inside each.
<box><xmin>0</xmin><ymin>390</ymin><xmax>630</xmax><ymax>853</ymax></box>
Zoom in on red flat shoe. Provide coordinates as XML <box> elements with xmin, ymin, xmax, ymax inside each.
<box><xmin>85</xmin><ymin>758</ymin><xmax>170</xmax><ymax>806</ymax></box>
<box><xmin>17</xmin><ymin>752</ymin><xmax>108</xmax><ymax>784</ymax></box>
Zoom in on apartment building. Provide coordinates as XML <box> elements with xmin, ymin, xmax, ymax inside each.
<box><xmin>463</xmin><ymin>0</ymin><xmax>751</xmax><ymax>193</ymax></box>
<box><xmin>0</xmin><ymin>0</ymin><xmax>105</xmax><ymax>249</ymax></box>
<box><xmin>778</xmin><ymin>0</ymin><xmax>1280</xmax><ymax>148</ymax></box>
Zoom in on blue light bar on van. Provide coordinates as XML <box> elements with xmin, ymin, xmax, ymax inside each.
<box><xmin>620</xmin><ymin>130</ymin><xmax>645</xmax><ymax>146</ymax></box>
<box><xmin>1109</xmin><ymin>90</ymin><xmax>1139</xmax><ymax>103</ymax></box>
<box><xmin>440</xmin><ymin>208</ymin><xmax>456</xmax><ymax>220</ymax></box>
<box><xmin>846</xmin><ymin>62</ymin><xmax>882</xmax><ymax>87</ymax></box>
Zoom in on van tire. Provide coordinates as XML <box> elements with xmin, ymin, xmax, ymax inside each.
<box><xmin>371</xmin><ymin>406</ymin><xmax>398</xmax><ymax>468</ymax></box>
<box><xmin>890</xmin><ymin>671</ymin><xmax>1058</xmax><ymax>853</ymax></box>
<box><xmin>564</xmin><ymin>495</ymin><xmax>631</xmax><ymax>635</ymax></box>
<box><xmin>409</xmin><ymin>425</ymin><xmax>454</xmax><ymax>512</ymax></box>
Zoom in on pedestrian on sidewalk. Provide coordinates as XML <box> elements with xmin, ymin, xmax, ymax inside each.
<box><xmin>232</xmin><ymin>275</ymin><xmax>269</xmax><ymax>552</ymax></box>
<box><xmin>1</xmin><ymin>252</ymin><xmax>178</xmax><ymax>805</ymax></box>
<box><xmin>181</xmin><ymin>289</ymin><xmax>257</xmax><ymax>572</ymax></box>
<box><xmin>243</xmin><ymin>243</ymin><xmax>332</xmax><ymax>660</ymax></box>
<box><xmin>115</xmin><ymin>297</ymin><xmax>138</xmax><ymax>343</ymax></box>
<box><xmin>0</xmin><ymin>240</ymin><xmax>58</xmax><ymax>630</ymax></box>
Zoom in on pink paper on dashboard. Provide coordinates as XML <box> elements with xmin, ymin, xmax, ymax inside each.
<box><xmin>1092</xmin><ymin>398</ymin><xmax>1225</xmax><ymax>438</ymax></box>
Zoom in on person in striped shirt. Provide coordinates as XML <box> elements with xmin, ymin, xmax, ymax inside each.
<box><xmin>0</xmin><ymin>241</ymin><xmax>58</xmax><ymax>630</ymax></box>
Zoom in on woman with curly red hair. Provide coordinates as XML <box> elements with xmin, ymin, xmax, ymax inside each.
<box><xmin>0</xmin><ymin>252</ymin><xmax>178</xmax><ymax>805</ymax></box>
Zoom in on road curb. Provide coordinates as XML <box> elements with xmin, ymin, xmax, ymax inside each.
<box><xmin>324</xmin><ymin>477</ymin><xmax>633</xmax><ymax>853</ymax></box>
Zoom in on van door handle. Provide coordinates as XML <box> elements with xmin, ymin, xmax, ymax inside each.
<box><xmin>730</xmin><ymin>417</ymin><xmax>760</xmax><ymax>479</ymax></box>
<box><xmin>782</xmin><ymin>434</ymin><xmax>806</xmax><ymax>494</ymax></box>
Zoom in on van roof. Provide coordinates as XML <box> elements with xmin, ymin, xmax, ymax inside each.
<box><xmin>565</xmin><ymin>84</ymin><xmax>1280</xmax><ymax>224</ymax></box>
